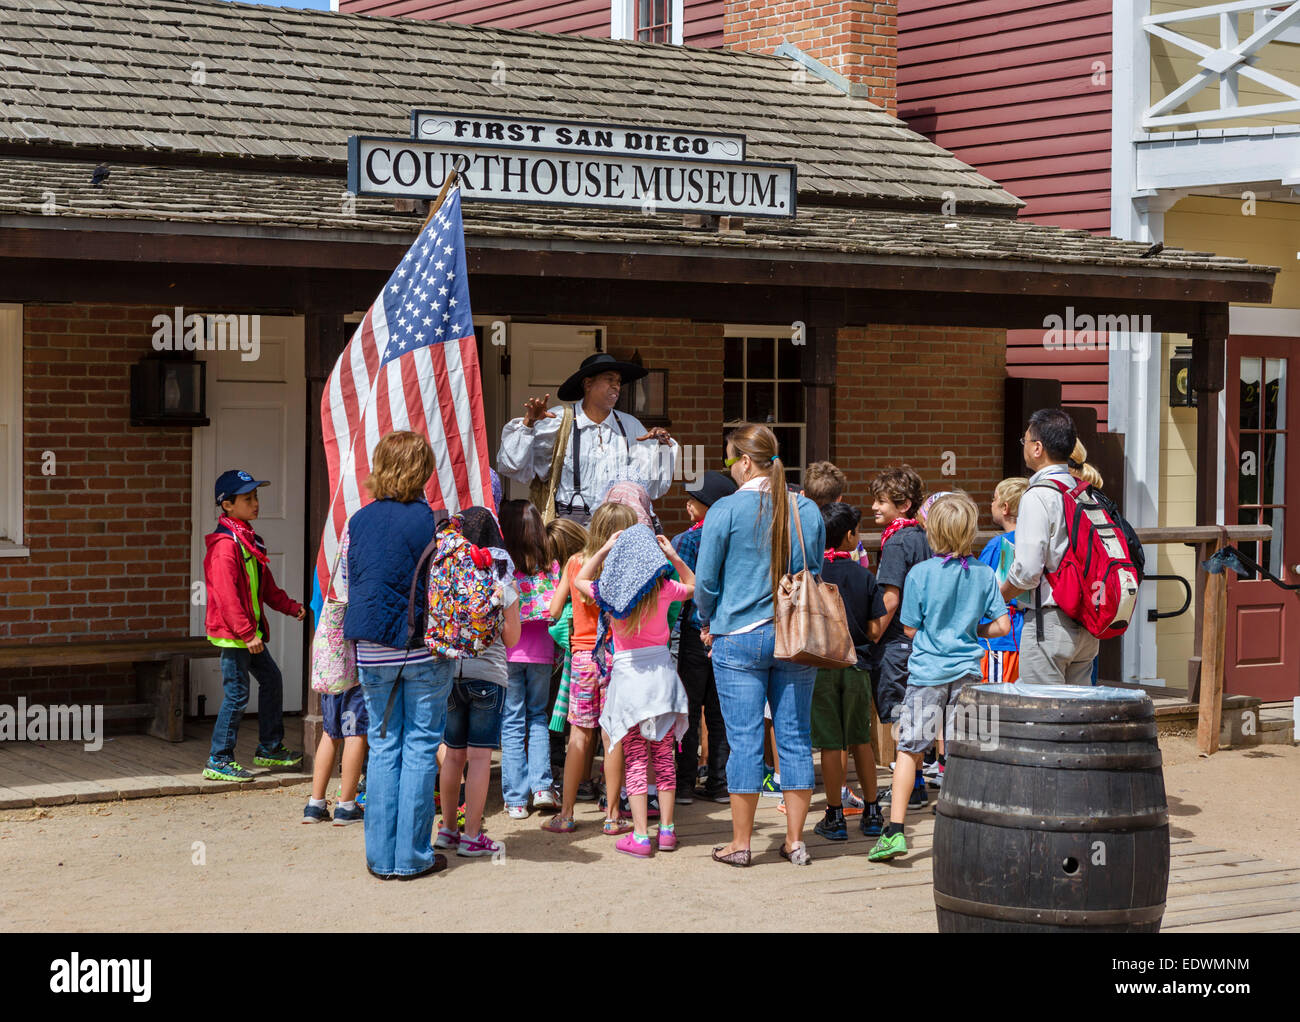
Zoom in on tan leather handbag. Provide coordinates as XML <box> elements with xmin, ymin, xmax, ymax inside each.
<box><xmin>773</xmin><ymin>496</ymin><xmax>857</xmax><ymax>668</ymax></box>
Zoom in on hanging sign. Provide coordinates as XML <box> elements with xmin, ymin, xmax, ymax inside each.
<box><xmin>347</xmin><ymin>135</ymin><xmax>797</xmax><ymax>218</ymax></box>
<box><xmin>411</xmin><ymin>110</ymin><xmax>747</xmax><ymax>162</ymax></box>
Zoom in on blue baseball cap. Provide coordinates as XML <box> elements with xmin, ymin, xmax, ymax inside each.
<box><xmin>215</xmin><ymin>469</ymin><xmax>269</xmax><ymax>505</ymax></box>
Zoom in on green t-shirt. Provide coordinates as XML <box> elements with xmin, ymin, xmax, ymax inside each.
<box><xmin>209</xmin><ymin>546</ymin><xmax>265</xmax><ymax>649</ymax></box>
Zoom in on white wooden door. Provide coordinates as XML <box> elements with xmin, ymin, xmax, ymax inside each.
<box><xmin>189</xmin><ymin>317</ymin><xmax>307</xmax><ymax>715</ymax></box>
<box><xmin>501</xmin><ymin>323</ymin><xmax>603</xmax><ymax>500</ymax></box>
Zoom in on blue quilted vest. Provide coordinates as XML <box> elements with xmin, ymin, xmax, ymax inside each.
<box><xmin>342</xmin><ymin>499</ymin><xmax>438</xmax><ymax>648</ymax></box>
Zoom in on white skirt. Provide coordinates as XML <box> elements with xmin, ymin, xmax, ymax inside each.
<box><xmin>598</xmin><ymin>644</ymin><xmax>688</xmax><ymax>745</ymax></box>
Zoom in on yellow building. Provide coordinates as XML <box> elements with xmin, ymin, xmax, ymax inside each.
<box><xmin>1158</xmin><ymin>198</ymin><xmax>1300</xmax><ymax>692</ymax></box>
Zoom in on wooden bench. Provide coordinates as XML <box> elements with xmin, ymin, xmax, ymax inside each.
<box><xmin>0</xmin><ymin>638</ymin><xmax>221</xmax><ymax>742</ymax></box>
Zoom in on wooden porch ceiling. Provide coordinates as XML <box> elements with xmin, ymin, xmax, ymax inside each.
<box><xmin>0</xmin><ymin>226</ymin><xmax>1271</xmax><ymax>336</ymax></box>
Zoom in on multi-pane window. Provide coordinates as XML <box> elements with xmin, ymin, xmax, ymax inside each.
<box><xmin>636</xmin><ymin>0</ymin><xmax>672</xmax><ymax>42</ymax></box>
<box><xmin>723</xmin><ymin>333</ymin><xmax>805</xmax><ymax>486</ymax></box>
<box><xmin>1237</xmin><ymin>356</ymin><xmax>1287</xmax><ymax>578</ymax></box>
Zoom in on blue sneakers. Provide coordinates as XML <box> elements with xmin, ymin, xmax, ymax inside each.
<box><xmin>760</xmin><ymin>768</ymin><xmax>782</xmax><ymax>798</ymax></box>
<box><xmin>253</xmin><ymin>744</ymin><xmax>303</xmax><ymax>768</ymax></box>
<box><xmin>332</xmin><ymin>804</ymin><xmax>364</xmax><ymax>827</ymax></box>
<box><xmin>203</xmin><ymin>758</ymin><xmax>253</xmax><ymax>782</ymax></box>
<box><xmin>860</xmin><ymin>801</ymin><xmax>885</xmax><ymax>837</ymax></box>
<box><xmin>302</xmin><ymin>802</ymin><xmax>331</xmax><ymax>824</ymax></box>
<box><xmin>813</xmin><ymin>807</ymin><xmax>848</xmax><ymax>841</ymax></box>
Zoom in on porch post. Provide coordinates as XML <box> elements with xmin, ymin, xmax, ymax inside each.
<box><xmin>302</xmin><ymin>311</ymin><xmax>348</xmax><ymax>772</ymax></box>
<box><xmin>1189</xmin><ymin>309</ymin><xmax>1228</xmax><ymax>704</ymax></box>
<box><xmin>1112</xmin><ymin>0</ymin><xmax>1163</xmax><ymax>686</ymax></box>
<box><xmin>801</xmin><ymin>295</ymin><xmax>844</xmax><ymax>465</ymax></box>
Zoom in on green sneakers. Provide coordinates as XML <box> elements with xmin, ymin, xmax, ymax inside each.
<box><xmin>203</xmin><ymin>759</ymin><xmax>254</xmax><ymax>782</ymax></box>
<box><xmin>868</xmin><ymin>830</ymin><xmax>908</xmax><ymax>862</ymax></box>
<box><xmin>253</xmin><ymin>744</ymin><xmax>303</xmax><ymax>768</ymax></box>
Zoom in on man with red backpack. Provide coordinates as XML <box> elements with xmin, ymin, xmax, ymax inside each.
<box><xmin>1001</xmin><ymin>409</ymin><xmax>1140</xmax><ymax>685</ymax></box>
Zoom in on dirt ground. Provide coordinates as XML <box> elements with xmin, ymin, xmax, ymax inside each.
<box><xmin>2</xmin><ymin>734</ymin><xmax>1297</xmax><ymax>932</ymax></box>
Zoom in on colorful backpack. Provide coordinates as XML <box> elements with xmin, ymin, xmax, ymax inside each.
<box><xmin>411</xmin><ymin>518</ymin><xmax>504</xmax><ymax>659</ymax></box>
<box><xmin>1031</xmin><ymin>477</ymin><xmax>1141</xmax><ymax>640</ymax></box>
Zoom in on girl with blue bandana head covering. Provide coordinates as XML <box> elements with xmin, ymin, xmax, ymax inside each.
<box><xmin>574</xmin><ymin>523</ymin><xmax>694</xmax><ymax>858</ymax></box>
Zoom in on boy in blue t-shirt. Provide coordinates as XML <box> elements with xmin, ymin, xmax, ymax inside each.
<box><xmin>869</xmin><ymin>492</ymin><xmax>1009</xmax><ymax>863</ymax></box>
<box><xmin>977</xmin><ymin>477</ymin><xmax>1029</xmax><ymax>684</ymax></box>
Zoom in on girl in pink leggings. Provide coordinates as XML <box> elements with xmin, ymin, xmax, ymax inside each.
<box><xmin>575</xmin><ymin>523</ymin><xmax>693</xmax><ymax>858</ymax></box>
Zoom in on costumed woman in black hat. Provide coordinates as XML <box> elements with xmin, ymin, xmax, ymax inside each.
<box><xmin>497</xmin><ymin>353</ymin><xmax>678</xmax><ymax>526</ymax></box>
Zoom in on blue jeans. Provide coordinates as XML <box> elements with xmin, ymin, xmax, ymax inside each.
<box><xmin>711</xmin><ymin>622</ymin><xmax>816</xmax><ymax>794</ymax></box>
<box><xmin>442</xmin><ymin>680</ymin><xmax>506</xmax><ymax>749</ymax></box>
<box><xmin>359</xmin><ymin>660</ymin><xmax>454</xmax><ymax>877</ymax></box>
<box><xmin>209</xmin><ymin>647</ymin><xmax>284</xmax><ymax>762</ymax></box>
<box><xmin>501</xmin><ymin>661</ymin><xmax>555</xmax><ymax>805</ymax></box>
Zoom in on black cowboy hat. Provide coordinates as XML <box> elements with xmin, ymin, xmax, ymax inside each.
<box><xmin>556</xmin><ymin>353</ymin><xmax>648</xmax><ymax>402</ymax></box>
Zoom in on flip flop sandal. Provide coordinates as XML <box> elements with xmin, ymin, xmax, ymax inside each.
<box><xmin>711</xmin><ymin>845</ymin><xmax>752</xmax><ymax>867</ymax></box>
<box><xmin>541</xmin><ymin>815</ymin><xmax>577</xmax><ymax>833</ymax></box>
<box><xmin>602</xmin><ymin>818</ymin><xmax>633</xmax><ymax>836</ymax></box>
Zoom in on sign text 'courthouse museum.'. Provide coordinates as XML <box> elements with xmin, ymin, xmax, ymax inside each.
<box><xmin>348</xmin><ymin>112</ymin><xmax>797</xmax><ymax>218</ymax></box>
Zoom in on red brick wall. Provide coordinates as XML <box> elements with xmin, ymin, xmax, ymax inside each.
<box><xmin>724</xmin><ymin>0</ymin><xmax>898</xmax><ymax>115</ymax></box>
<box><xmin>832</xmin><ymin>324</ymin><xmax>1007</xmax><ymax>527</ymax></box>
<box><xmin>605</xmin><ymin>317</ymin><xmax>725</xmax><ymax>537</ymax></box>
<box><xmin>604</xmin><ymin>318</ymin><xmax>1006</xmax><ymax>535</ymax></box>
<box><xmin>0</xmin><ymin>305</ymin><xmax>193</xmax><ymax>704</ymax></box>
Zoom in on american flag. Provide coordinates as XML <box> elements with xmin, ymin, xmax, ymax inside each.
<box><xmin>313</xmin><ymin>185</ymin><xmax>490</xmax><ymax>612</ymax></box>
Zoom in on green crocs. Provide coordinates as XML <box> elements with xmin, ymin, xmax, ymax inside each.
<box><xmin>203</xmin><ymin>759</ymin><xmax>254</xmax><ymax>782</ymax></box>
<box><xmin>253</xmin><ymin>744</ymin><xmax>303</xmax><ymax>768</ymax></box>
<box><xmin>867</xmin><ymin>831</ymin><xmax>908</xmax><ymax>862</ymax></box>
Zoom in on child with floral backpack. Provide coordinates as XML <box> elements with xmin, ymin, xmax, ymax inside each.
<box><xmin>433</xmin><ymin>507</ymin><xmax>519</xmax><ymax>860</ymax></box>
<box><xmin>499</xmin><ymin>500</ymin><xmax>562</xmax><ymax>819</ymax></box>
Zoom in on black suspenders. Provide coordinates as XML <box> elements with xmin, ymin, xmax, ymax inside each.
<box><xmin>569</xmin><ymin>406</ymin><xmax>629</xmax><ymax>514</ymax></box>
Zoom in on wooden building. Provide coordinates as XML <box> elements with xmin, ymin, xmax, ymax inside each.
<box><xmin>0</xmin><ymin>0</ymin><xmax>1274</xmax><ymax>758</ymax></box>
<box><xmin>344</xmin><ymin>0</ymin><xmax>1300</xmax><ymax>708</ymax></box>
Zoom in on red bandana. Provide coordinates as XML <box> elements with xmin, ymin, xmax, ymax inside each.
<box><xmin>689</xmin><ymin>520</ymin><xmax>704</xmax><ymax>532</ymax></box>
<box><xmin>880</xmin><ymin>518</ymin><xmax>920</xmax><ymax>549</ymax></box>
<box><xmin>823</xmin><ymin>549</ymin><xmax>852</xmax><ymax>560</ymax></box>
<box><xmin>219</xmin><ymin>514</ymin><xmax>269</xmax><ymax>568</ymax></box>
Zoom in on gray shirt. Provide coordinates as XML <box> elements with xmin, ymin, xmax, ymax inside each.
<box><xmin>453</xmin><ymin>579</ymin><xmax>519</xmax><ymax>686</ymax></box>
<box><xmin>1006</xmin><ymin>463</ymin><xmax>1076</xmax><ymax>609</ymax></box>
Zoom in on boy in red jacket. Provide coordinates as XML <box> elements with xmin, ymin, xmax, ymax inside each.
<box><xmin>203</xmin><ymin>470</ymin><xmax>306</xmax><ymax>782</ymax></box>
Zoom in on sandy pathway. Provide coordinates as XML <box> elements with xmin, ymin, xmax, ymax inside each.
<box><xmin>1</xmin><ymin>735</ymin><xmax>1296</xmax><ymax>932</ymax></box>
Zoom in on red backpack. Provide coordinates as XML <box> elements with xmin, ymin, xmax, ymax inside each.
<box><xmin>1032</xmin><ymin>478</ymin><xmax>1141</xmax><ymax>639</ymax></box>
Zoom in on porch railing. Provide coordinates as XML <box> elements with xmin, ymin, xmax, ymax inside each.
<box><xmin>1143</xmin><ymin>0</ymin><xmax>1300</xmax><ymax>130</ymax></box>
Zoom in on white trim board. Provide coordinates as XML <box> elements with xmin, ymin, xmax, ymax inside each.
<box><xmin>1135</xmin><ymin>131</ymin><xmax>1300</xmax><ymax>191</ymax></box>
<box><xmin>1230</xmin><ymin>306</ymin><xmax>1300</xmax><ymax>336</ymax></box>
<box><xmin>0</xmin><ymin>304</ymin><xmax>22</xmax><ymax>554</ymax></box>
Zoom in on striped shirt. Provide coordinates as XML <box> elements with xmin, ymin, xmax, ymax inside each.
<box><xmin>336</xmin><ymin>524</ymin><xmax>433</xmax><ymax>669</ymax></box>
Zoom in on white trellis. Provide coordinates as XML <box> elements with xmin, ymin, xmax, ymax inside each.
<box><xmin>1144</xmin><ymin>0</ymin><xmax>1300</xmax><ymax>128</ymax></box>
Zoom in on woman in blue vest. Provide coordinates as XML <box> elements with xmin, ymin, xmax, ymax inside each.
<box><xmin>342</xmin><ymin>430</ymin><xmax>449</xmax><ymax>881</ymax></box>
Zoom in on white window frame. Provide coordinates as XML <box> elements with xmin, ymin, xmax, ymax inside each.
<box><xmin>0</xmin><ymin>304</ymin><xmax>26</xmax><ymax>557</ymax></box>
<box><xmin>612</xmin><ymin>0</ymin><xmax>684</xmax><ymax>45</ymax></box>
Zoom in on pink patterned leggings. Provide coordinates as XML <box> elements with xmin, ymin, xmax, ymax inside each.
<box><xmin>621</xmin><ymin>728</ymin><xmax>676</xmax><ymax>796</ymax></box>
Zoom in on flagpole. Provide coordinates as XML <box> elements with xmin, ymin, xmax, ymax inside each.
<box><xmin>317</xmin><ymin>156</ymin><xmax>473</xmax><ymax>586</ymax></box>
<box><xmin>420</xmin><ymin>156</ymin><xmax>468</xmax><ymax>230</ymax></box>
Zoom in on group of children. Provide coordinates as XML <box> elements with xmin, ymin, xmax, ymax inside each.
<box><xmin>202</xmin><ymin>451</ymin><xmax>1044</xmax><ymax>867</ymax></box>
<box><xmin>794</xmin><ymin>461</ymin><xmax>1028</xmax><ymax>862</ymax></box>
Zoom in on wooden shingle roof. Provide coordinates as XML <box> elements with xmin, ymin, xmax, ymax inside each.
<box><xmin>0</xmin><ymin>0</ymin><xmax>1022</xmax><ymax>211</ymax></box>
<box><xmin>0</xmin><ymin>157</ymin><xmax>1277</xmax><ymax>280</ymax></box>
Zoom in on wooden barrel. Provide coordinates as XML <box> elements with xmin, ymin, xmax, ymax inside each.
<box><xmin>933</xmin><ymin>683</ymin><xmax>1169</xmax><ymax>933</ymax></box>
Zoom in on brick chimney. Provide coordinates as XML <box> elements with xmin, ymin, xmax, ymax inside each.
<box><xmin>724</xmin><ymin>1</ymin><xmax>897</xmax><ymax>116</ymax></box>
